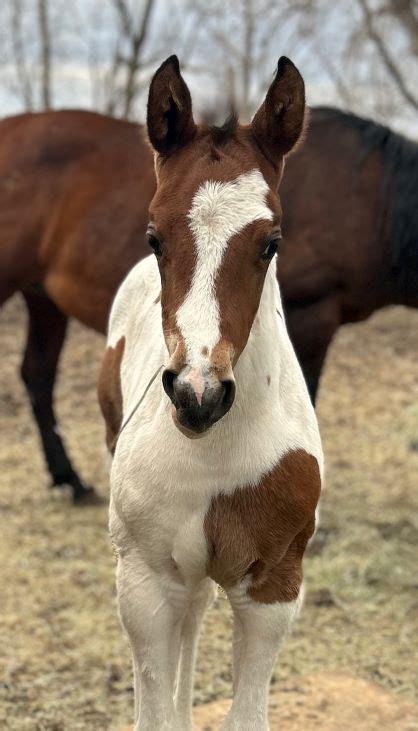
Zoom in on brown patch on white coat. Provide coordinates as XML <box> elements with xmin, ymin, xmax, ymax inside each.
<box><xmin>97</xmin><ymin>336</ymin><xmax>125</xmax><ymax>454</ymax></box>
<box><xmin>204</xmin><ymin>449</ymin><xmax>321</xmax><ymax>603</ymax></box>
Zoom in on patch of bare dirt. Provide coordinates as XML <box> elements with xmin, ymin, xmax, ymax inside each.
<box><xmin>193</xmin><ymin>673</ymin><xmax>418</xmax><ymax>730</ymax></box>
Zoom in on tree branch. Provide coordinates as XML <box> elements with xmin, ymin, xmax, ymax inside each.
<box><xmin>10</xmin><ymin>0</ymin><xmax>33</xmax><ymax>110</ymax></box>
<box><xmin>114</xmin><ymin>0</ymin><xmax>155</xmax><ymax>118</ymax></box>
<box><xmin>358</xmin><ymin>0</ymin><xmax>418</xmax><ymax>111</ymax></box>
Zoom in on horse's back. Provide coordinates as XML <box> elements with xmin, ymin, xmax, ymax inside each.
<box><xmin>0</xmin><ymin>109</ymin><xmax>142</xmax><ymax>166</ymax></box>
<box><xmin>280</xmin><ymin>107</ymin><xmax>387</xmax><ymax>307</ymax></box>
<box><xmin>0</xmin><ymin>110</ymin><xmax>155</xmax><ymax>323</ymax></box>
<box><xmin>277</xmin><ymin>106</ymin><xmax>400</xmax><ymax>399</ymax></box>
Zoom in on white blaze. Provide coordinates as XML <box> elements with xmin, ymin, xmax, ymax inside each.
<box><xmin>176</xmin><ymin>169</ymin><xmax>273</xmax><ymax>364</ymax></box>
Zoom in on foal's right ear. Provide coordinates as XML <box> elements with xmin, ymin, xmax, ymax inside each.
<box><xmin>147</xmin><ymin>55</ymin><xmax>196</xmax><ymax>156</ymax></box>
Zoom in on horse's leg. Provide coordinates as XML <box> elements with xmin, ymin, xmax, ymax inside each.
<box><xmin>117</xmin><ymin>553</ymin><xmax>186</xmax><ymax>731</ymax></box>
<box><xmin>285</xmin><ymin>296</ymin><xmax>341</xmax><ymax>405</ymax></box>
<box><xmin>0</xmin><ymin>285</ymin><xmax>17</xmax><ymax>308</ymax></box>
<box><xmin>21</xmin><ymin>289</ymin><xmax>96</xmax><ymax>503</ymax></box>
<box><xmin>222</xmin><ymin>586</ymin><xmax>303</xmax><ymax>730</ymax></box>
<box><xmin>174</xmin><ymin>578</ymin><xmax>216</xmax><ymax>729</ymax></box>
<box><xmin>298</xmin><ymin>346</ymin><xmax>329</xmax><ymax>405</ymax></box>
<box><xmin>232</xmin><ymin>609</ymin><xmax>244</xmax><ymax>695</ymax></box>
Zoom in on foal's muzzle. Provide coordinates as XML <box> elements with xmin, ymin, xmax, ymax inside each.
<box><xmin>162</xmin><ymin>368</ymin><xmax>235</xmax><ymax>435</ymax></box>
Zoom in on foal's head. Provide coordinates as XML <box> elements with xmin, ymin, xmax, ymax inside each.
<box><xmin>146</xmin><ymin>55</ymin><xmax>305</xmax><ymax>437</ymax></box>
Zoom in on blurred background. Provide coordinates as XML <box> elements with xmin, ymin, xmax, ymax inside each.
<box><xmin>0</xmin><ymin>0</ymin><xmax>417</xmax><ymax>132</ymax></box>
<box><xmin>0</xmin><ymin>1</ymin><xmax>417</xmax><ymax>730</ymax></box>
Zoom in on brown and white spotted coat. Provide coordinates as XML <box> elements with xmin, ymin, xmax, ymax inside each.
<box><xmin>99</xmin><ymin>55</ymin><xmax>323</xmax><ymax>731</ymax></box>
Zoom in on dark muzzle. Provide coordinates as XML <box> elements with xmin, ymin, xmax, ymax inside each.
<box><xmin>163</xmin><ymin>369</ymin><xmax>235</xmax><ymax>434</ymax></box>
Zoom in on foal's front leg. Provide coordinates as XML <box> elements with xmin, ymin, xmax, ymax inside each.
<box><xmin>117</xmin><ymin>554</ymin><xmax>186</xmax><ymax>731</ymax></box>
<box><xmin>223</xmin><ymin>585</ymin><xmax>303</xmax><ymax>731</ymax></box>
<box><xmin>175</xmin><ymin>578</ymin><xmax>216</xmax><ymax>728</ymax></box>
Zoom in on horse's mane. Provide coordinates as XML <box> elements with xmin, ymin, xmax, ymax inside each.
<box><xmin>312</xmin><ymin>106</ymin><xmax>418</xmax><ymax>301</ymax></box>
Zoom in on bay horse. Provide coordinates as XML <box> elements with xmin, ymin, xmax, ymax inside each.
<box><xmin>99</xmin><ymin>55</ymin><xmax>323</xmax><ymax>730</ymax></box>
<box><xmin>1</xmin><ymin>99</ymin><xmax>417</xmax><ymax>501</ymax></box>
<box><xmin>0</xmin><ymin>108</ymin><xmax>155</xmax><ymax>500</ymax></box>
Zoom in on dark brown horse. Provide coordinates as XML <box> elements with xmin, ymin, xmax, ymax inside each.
<box><xmin>281</xmin><ymin>108</ymin><xmax>418</xmax><ymax>399</ymax></box>
<box><xmin>1</xmin><ymin>106</ymin><xmax>417</xmax><ymax>500</ymax></box>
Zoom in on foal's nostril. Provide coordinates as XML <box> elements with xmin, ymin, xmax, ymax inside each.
<box><xmin>221</xmin><ymin>379</ymin><xmax>236</xmax><ymax>413</ymax></box>
<box><xmin>162</xmin><ymin>368</ymin><xmax>178</xmax><ymax>405</ymax></box>
<box><xmin>164</xmin><ymin>369</ymin><xmax>236</xmax><ymax>433</ymax></box>
<box><xmin>199</xmin><ymin>378</ymin><xmax>235</xmax><ymax>424</ymax></box>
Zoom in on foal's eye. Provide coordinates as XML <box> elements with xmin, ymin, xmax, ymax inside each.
<box><xmin>261</xmin><ymin>232</ymin><xmax>282</xmax><ymax>260</ymax></box>
<box><xmin>146</xmin><ymin>225</ymin><xmax>163</xmax><ymax>257</ymax></box>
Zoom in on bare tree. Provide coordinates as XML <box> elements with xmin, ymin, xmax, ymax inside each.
<box><xmin>37</xmin><ymin>0</ymin><xmax>52</xmax><ymax>109</ymax></box>
<box><xmin>185</xmin><ymin>0</ymin><xmax>300</xmax><ymax>120</ymax></box>
<box><xmin>357</xmin><ymin>0</ymin><xmax>418</xmax><ymax>112</ymax></box>
<box><xmin>1</xmin><ymin>0</ymin><xmax>159</xmax><ymax>117</ymax></box>
<box><xmin>279</xmin><ymin>0</ymin><xmax>418</xmax><ymax>130</ymax></box>
<box><xmin>10</xmin><ymin>0</ymin><xmax>34</xmax><ymax>110</ymax></box>
<box><xmin>99</xmin><ymin>0</ymin><xmax>156</xmax><ymax>117</ymax></box>
<box><xmin>3</xmin><ymin>0</ymin><xmax>53</xmax><ymax>111</ymax></box>
<box><xmin>1</xmin><ymin>0</ymin><xmax>416</xmax><ymax>133</ymax></box>
<box><xmin>88</xmin><ymin>0</ymin><xmax>207</xmax><ymax>119</ymax></box>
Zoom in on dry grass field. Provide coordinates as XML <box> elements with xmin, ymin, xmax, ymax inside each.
<box><xmin>0</xmin><ymin>294</ymin><xmax>417</xmax><ymax>729</ymax></box>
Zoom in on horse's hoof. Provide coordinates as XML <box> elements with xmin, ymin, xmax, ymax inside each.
<box><xmin>49</xmin><ymin>474</ymin><xmax>105</xmax><ymax>506</ymax></box>
<box><xmin>72</xmin><ymin>486</ymin><xmax>105</xmax><ymax>506</ymax></box>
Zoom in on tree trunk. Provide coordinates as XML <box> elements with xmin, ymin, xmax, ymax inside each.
<box><xmin>37</xmin><ymin>0</ymin><xmax>52</xmax><ymax>109</ymax></box>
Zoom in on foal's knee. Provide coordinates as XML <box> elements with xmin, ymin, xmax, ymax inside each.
<box><xmin>116</xmin><ymin>557</ymin><xmax>176</xmax><ymax>642</ymax></box>
<box><xmin>192</xmin><ymin>578</ymin><xmax>216</xmax><ymax>615</ymax></box>
<box><xmin>229</xmin><ymin>582</ymin><xmax>304</xmax><ymax>645</ymax></box>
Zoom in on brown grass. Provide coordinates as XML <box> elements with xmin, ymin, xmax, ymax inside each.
<box><xmin>0</xmin><ymin>295</ymin><xmax>417</xmax><ymax>729</ymax></box>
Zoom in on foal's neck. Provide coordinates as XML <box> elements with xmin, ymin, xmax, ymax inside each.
<box><xmin>234</xmin><ymin>259</ymin><xmax>286</xmax><ymax>400</ymax></box>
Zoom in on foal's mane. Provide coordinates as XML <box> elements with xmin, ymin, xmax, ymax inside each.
<box><xmin>312</xmin><ymin>106</ymin><xmax>418</xmax><ymax>302</ymax></box>
<box><xmin>208</xmin><ymin>112</ymin><xmax>239</xmax><ymax>147</ymax></box>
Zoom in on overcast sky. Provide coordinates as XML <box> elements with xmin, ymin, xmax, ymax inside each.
<box><xmin>0</xmin><ymin>0</ymin><xmax>416</xmax><ymax>138</ymax></box>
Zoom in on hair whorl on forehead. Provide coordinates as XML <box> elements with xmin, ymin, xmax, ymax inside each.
<box><xmin>209</xmin><ymin>112</ymin><xmax>238</xmax><ymax>147</ymax></box>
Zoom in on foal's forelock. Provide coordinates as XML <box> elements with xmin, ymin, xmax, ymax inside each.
<box><xmin>175</xmin><ymin>169</ymin><xmax>274</xmax><ymax>370</ymax></box>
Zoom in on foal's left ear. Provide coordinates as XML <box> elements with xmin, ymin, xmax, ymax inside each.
<box><xmin>251</xmin><ymin>57</ymin><xmax>305</xmax><ymax>164</ymax></box>
<box><xmin>147</xmin><ymin>55</ymin><xmax>196</xmax><ymax>156</ymax></box>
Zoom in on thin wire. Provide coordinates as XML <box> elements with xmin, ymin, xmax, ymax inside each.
<box><xmin>115</xmin><ymin>364</ymin><xmax>164</xmax><ymax>445</ymax></box>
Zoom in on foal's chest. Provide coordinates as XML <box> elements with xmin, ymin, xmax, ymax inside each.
<box><xmin>110</xmin><ymin>434</ymin><xmax>216</xmax><ymax>571</ymax></box>
<box><xmin>112</xmin><ymin>424</ymin><xmax>321</xmax><ymax>597</ymax></box>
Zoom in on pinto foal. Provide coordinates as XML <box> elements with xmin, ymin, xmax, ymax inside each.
<box><xmin>99</xmin><ymin>55</ymin><xmax>323</xmax><ymax>730</ymax></box>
